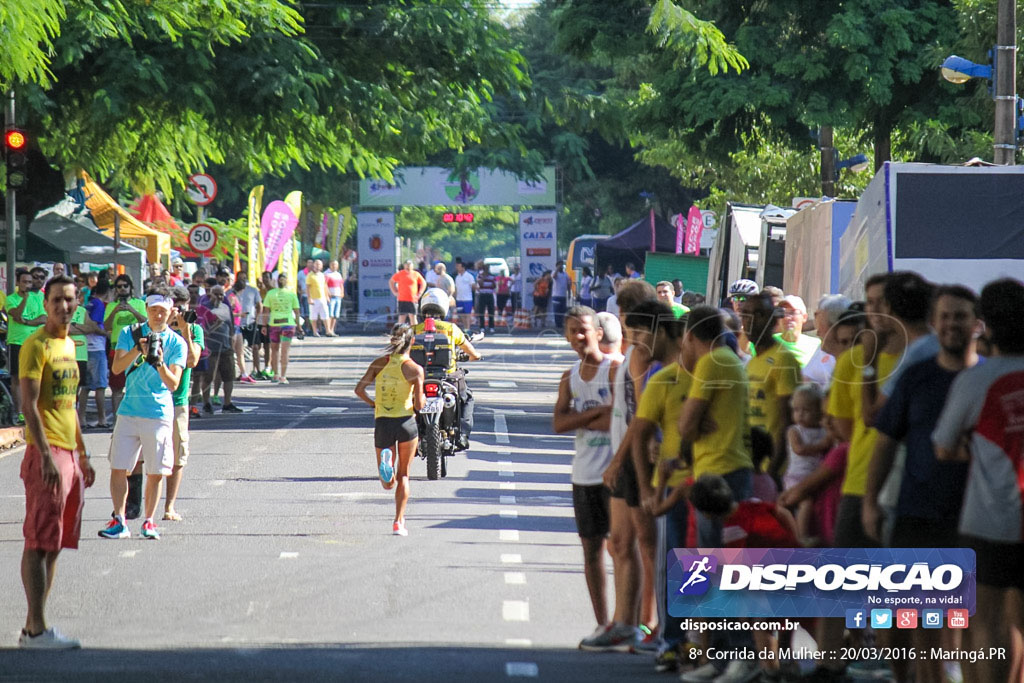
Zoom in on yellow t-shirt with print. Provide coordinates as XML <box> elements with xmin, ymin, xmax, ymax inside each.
<box><xmin>636</xmin><ymin>362</ymin><xmax>692</xmax><ymax>488</ymax></box>
<box><xmin>828</xmin><ymin>345</ymin><xmax>899</xmax><ymax>496</ymax></box>
<box><xmin>20</xmin><ymin>328</ymin><xmax>80</xmax><ymax>450</ymax></box>
<box><xmin>746</xmin><ymin>343</ymin><xmax>801</xmax><ymax>440</ymax></box>
<box><xmin>687</xmin><ymin>346</ymin><xmax>752</xmax><ymax>478</ymax></box>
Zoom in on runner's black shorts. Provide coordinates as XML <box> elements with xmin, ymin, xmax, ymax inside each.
<box><xmin>573</xmin><ymin>484</ymin><xmax>610</xmax><ymax>539</ymax></box>
<box><xmin>397</xmin><ymin>301</ymin><xmax>417</xmax><ymax>315</ymax></box>
<box><xmin>610</xmin><ymin>455</ymin><xmax>640</xmax><ymax>507</ymax></box>
<box><xmin>961</xmin><ymin>534</ymin><xmax>1024</xmax><ymax>591</ymax></box>
<box><xmin>241</xmin><ymin>323</ymin><xmax>258</xmax><ymax>345</ymax></box>
<box><xmin>374</xmin><ymin>416</ymin><xmax>417</xmax><ymax>449</ymax></box>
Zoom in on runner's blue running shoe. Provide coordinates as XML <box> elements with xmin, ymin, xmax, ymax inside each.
<box><xmin>379</xmin><ymin>448</ymin><xmax>394</xmax><ymax>483</ymax></box>
<box><xmin>98</xmin><ymin>518</ymin><xmax>130</xmax><ymax>539</ymax></box>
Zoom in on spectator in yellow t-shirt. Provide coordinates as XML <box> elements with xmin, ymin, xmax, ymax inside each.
<box><xmin>677</xmin><ymin>305</ymin><xmax>753</xmax><ymax>547</ymax></box>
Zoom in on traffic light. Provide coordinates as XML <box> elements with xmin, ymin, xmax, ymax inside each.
<box><xmin>4</xmin><ymin>127</ymin><xmax>28</xmax><ymax>191</ymax></box>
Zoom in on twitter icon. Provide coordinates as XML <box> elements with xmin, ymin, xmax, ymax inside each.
<box><xmin>871</xmin><ymin>609</ymin><xmax>892</xmax><ymax>629</ymax></box>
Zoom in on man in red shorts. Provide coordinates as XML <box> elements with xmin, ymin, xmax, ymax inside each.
<box><xmin>18</xmin><ymin>274</ymin><xmax>95</xmax><ymax>648</ymax></box>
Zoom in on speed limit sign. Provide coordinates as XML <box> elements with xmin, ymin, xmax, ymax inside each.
<box><xmin>188</xmin><ymin>223</ymin><xmax>218</xmax><ymax>253</ymax></box>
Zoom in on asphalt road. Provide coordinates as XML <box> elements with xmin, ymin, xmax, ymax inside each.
<box><xmin>0</xmin><ymin>330</ymin><xmax>668</xmax><ymax>682</ymax></box>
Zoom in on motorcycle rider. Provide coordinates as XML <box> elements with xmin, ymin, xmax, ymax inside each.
<box><xmin>413</xmin><ymin>288</ymin><xmax>482</xmax><ymax>450</ymax></box>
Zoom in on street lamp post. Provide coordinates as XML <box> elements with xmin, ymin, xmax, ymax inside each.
<box><xmin>994</xmin><ymin>0</ymin><xmax>1017</xmax><ymax>165</ymax></box>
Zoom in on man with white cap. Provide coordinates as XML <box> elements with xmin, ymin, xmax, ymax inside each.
<box><xmin>168</xmin><ymin>258</ymin><xmax>186</xmax><ymax>286</ymax></box>
<box><xmin>774</xmin><ymin>294</ymin><xmax>821</xmax><ymax>367</ymax></box>
<box><xmin>98</xmin><ymin>288</ymin><xmax>186</xmax><ymax>541</ymax></box>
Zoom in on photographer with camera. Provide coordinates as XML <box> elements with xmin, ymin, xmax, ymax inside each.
<box><xmin>104</xmin><ymin>275</ymin><xmax>146</xmax><ymax>413</ymax></box>
<box><xmin>98</xmin><ymin>289</ymin><xmax>186</xmax><ymax>541</ymax></box>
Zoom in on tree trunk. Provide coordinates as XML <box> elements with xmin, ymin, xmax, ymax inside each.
<box><xmin>873</xmin><ymin>124</ymin><xmax>891</xmax><ymax>171</ymax></box>
<box><xmin>820</xmin><ymin>126</ymin><xmax>835</xmax><ymax>197</ymax></box>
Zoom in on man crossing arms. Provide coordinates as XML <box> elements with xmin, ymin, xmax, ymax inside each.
<box><xmin>18</xmin><ymin>275</ymin><xmax>94</xmax><ymax>648</ymax></box>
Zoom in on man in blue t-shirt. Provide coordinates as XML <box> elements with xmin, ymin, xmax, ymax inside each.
<box><xmin>98</xmin><ymin>290</ymin><xmax>187</xmax><ymax>541</ymax></box>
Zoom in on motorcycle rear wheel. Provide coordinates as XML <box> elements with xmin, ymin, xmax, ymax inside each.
<box><xmin>424</xmin><ymin>423</ymin><xmax>442</xmax><ymax>480</ymax></box>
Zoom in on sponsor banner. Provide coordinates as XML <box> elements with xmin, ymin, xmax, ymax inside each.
<box><xmin>284</xmin><ymin>191</ymin><xmax>302</xmax><ymax>293</ymax></box>
<box><xmin>668</xmin><ymin>548</ymin><xmax>976</xmax><ymax>618</ymax></box>
<box><xmin>261</xmin><ymin>200</ymin><xmax>297</xmax><ymax>273</ymax></box>
<box><xmin>357</xmin><ymin>212</ymin><xmax>397</xmax><ymax>316</ymax></box>
<box><xmin>247</xmin><ymin>185</ymin><xmax>264</xmax><ymax>284</ymax></box>
<box><xmin>360</xmin><ymin>166</ymin><xmax>557</xmax><ymax>206</ymax></box>
<box><xmin>518</xmin><ymin>211</ymin><xmax>558</xmax><ymax>311</ymax></box>
<box><xmin>684</xmin><ymin>205</ymin><xmax>703</xmax><ymax>255</ymax></box>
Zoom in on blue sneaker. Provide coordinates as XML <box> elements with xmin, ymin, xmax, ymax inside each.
<box><xmin>98</xmin><ymin>518</ymin><xmax>130</xmax><ymax>539</ymax></box>
<box><xmin>379</xmin><ymin>448</ymin><xmax>394</xmax><ymax>483</ymax></box>
<box><xmin>140</xmin><ymin>520</ymin><xmax>160</xmax><ymax>540</ymax></box>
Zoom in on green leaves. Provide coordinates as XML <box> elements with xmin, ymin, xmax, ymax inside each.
<box><xmin>648</xmin><ymin>0</ymin><xmax>748</xmax><ymax>75</ymax></box>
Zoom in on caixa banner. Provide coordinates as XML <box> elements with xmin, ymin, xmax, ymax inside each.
<box><xmin>668</xmin><ymin>548</ymin><xmax>976</xmax><ymax>618</ymax></box>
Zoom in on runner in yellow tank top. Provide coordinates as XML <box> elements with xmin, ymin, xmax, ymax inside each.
<box><xmin>355</xmin><ymin>324</ymin><xmax>425</xmax><ymax>536</ymax></box>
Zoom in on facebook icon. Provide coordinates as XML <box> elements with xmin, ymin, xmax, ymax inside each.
<box><xmin>845</xmin><ymin>609</ymin><xmax>866</xmax><ymax>629</ymax></box>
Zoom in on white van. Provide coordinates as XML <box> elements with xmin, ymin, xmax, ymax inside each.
<box><xmin>483</xmin><ymin>257</ymin><xmax>510</xmax><ymax>276</ymax></box>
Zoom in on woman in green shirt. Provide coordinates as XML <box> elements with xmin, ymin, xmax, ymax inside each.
<box><xmin>262</xmin><ymin>273</ymin><xmax>301</xmax><ymax>385</ymax></box>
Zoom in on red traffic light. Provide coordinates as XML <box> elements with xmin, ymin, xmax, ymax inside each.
<box><xmin>4</xmin><ymin>128</ymin><xmax>26</xmax><ymax>151</ymax></box>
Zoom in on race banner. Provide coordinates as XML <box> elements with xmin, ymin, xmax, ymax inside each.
<box><xmin>668</xmin><ymin>548</ymin><xmax>976</xmax><ymax>619</ymax></box>
<box><xmin>335</xmin><ymin>207</ymin><xmax>353</xmax><ymax>262</ymax></box>
<box><xmin>261</xmin><ymin>199</ymin><xmax>298</xmax><ymax>272</ymax></box>
<box><xmin>246</xmin><ymin>185</ymin><xmax>264</xmax><ymax>283</ymax></box>
<box><xmin>284</xmin><ymin>191</ymin><xmax>303</xmax><ymax>292</ymax></box>
<box><xmin>357</xmin><ymin>212</ymin><xmax>397</xmax><ymax>318</ymax></box>
<box><xmin>684</xmin><ymin>205</ymin><xmax>703</xmax><ymax>255</ymax></box>
<box><xmin>518</xmin><ymin>210</ymin><xmax>558</xmax><ymax>311</ymax></box>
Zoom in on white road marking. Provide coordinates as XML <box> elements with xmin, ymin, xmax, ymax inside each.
<box><xmin>210</xmin><ymin>480</ymin><xmax>226</xmax><ymax>487</ymax></box>
<box><xmin>500</xmin><ymin>482</ymin><xmax>516</xmax><ymax>490</ymax></box>
<box><xmin>329</xmin><ymin>379</ymin><xmax>346</xmax><ymax>386</ymax></box>
<box><xmin>238</xmin><ymin>405</ymin><xmax>257</xmax><ymax>413</ymax></box>
<box><xmin>500</xmin><ymin>553</ymin><xmax>522</xmax><ymax>564</ymax></box>
<box><xmin>502</xmin><ymin>600</ymin><xmax>530</xmax><ymax>622</ymax></box>
<box><xmin>494</xmin><ymin>413</ymin><xmax>509</xmax><ymax>444</ymax></box>
<box><xmin>489</xmin><ymin>380</ymin><xmax>517</xmax><ymax>388</ymax></box>
<box><xmin>273</xmin><ymin>414</ymin><xmax>311</xmax><ymax>439</ymax></box>
<box><xmin>310</xmin><ymin>406</ymin><xmax>348</xmax><ymax>415</ymax></box>
<box><xmin>499</xmin><ymin>470</ymin><xmax>514</xmax><ymax>478</ymax></box>
<box><xmin>316</xmin><ymin>492</ymin><xmax>392</xmax><ymax>499</ymax></box>
<box><xmin>500</xmin><ymin>530</ymin><xmax>520</xmax><ymax>542</ymax></box>
<box><xmin>119</xmin><ymin>550</ymin><xmax>138</xmax><ymax>558</ymax></box>
<box><xmin>505</xmin><ymin>639</ymin><xmax>532</xmax><ymax>647</ymax></box>
<box><xmin>498</xmin><ymin>460</ymin><xmax>513</xmax><ymax>467</ymax></box>
<box><xmin>504</xmin><ymin>572</ymin><xmax>526</xmax><ymax>585</ymax></box>
<box><xmin>279</xmin><ymin>552</ymin><xmax>299</xmax><ymax>559</ymax></box>
<box><xmin>505</xmin><ymin>662</ymin><xmax>539</xmax><ymax>677</ymax></box>
<box><xmin>500</xmin><ymin>495</ymin><xmax>517</xmax><ymax>505</ymax></box>
<box><xmin>499</xmin><ymin>510</ymin><xmax>518</xmax><ymax>519</ymax></box>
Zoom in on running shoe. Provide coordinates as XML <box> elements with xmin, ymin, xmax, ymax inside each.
<box><xmin>140</xmin><ymin>520</ymin><xmax>160</xmax><ymax>540</ymax></box>
<box><xmin>578</xmin><ymin>622</ymin><xmax>639</xmax><ymax>652</ymax></box>
<box><xmin>239</xmin><ymin>374</ymin><xmax>257</xmax><ymax>384</ymax></box>
<box><xmin>98</xmin><ymin>518</ymin><xmax>130</xmax><ymax>539</ymax></box>
<box><xmin>15</xmin><ymin>413</ymin><xmax>25</xmax><ymax>425</ymax></box>
<box><xmin>203</xmin><ymin>403</ymin><xmax>214</xmax><ymax>415</ymax></box>
<box><xmin>278</xmin><ymin>377</ymin><xmax>289</xmax><ymax>385</ymax></box>
<box><xmin>634</xmin><ymin>624</ymin><xmax>663</xmax><ymax>654</ymax></box>
<box><xmin>379</xmin><ymin>447</ymin><xmax>394</xmax><ymax>483</ymax></box>
<box><xmin>190</xmin><ymin>405</ymin><xmax>202</xmax><ymax>419</ymax></box>
<box><xmin>392</xmin><ymin>520</ymin><xmax>408</xmax><ymax>536</ymax></box>
<box><xmin>18</xmin><ymin>627</ymin><xmax>80</xmax><ymax>650</ymax></box>
<box><xmin>212</xmin><ymin>396</ymin><xmax>222</xmax><ymax>406</ymax></box>
<box><xmin>222</xmin><ymin>404</ymin><xmax>243</xmax><ymax>413</ymax></box>
<box><xmin>654</xmin><ymin>645</ymin><xmax>679</xmax><ymax>673</ymax></box>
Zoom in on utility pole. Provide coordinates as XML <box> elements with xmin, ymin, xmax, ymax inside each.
<box><xmin>994</xmin><ymin>0</ymin><xmax>1017</xmax><ymax>165</ymax></box>
<box><xmin>5</xmin><ymin>89</ymin><xmax>15</xmax><ymax>294</ymax></box>
<box><xmin>820</xmin><ymin>126</ymin><xmax>836</xmax><ymax>196</ymax></box>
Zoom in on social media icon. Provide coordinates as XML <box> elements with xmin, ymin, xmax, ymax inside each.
<box><xmin>948</xmin><ymin>609</ymin><xmax>969</xmax><ymax>629</ymax></box>
<box><xmin>896</xmin><ymin>609</ymin><xmax>918</xmax><ymax>629</ymax></box>
<box><xmin>871</xmin><ymin>609</ymin><xmax>892</xmax><ymax>629</ymax></box>
<box><xmin>922</xmin><ymin>610</ymin><xmax>943</xmax><ymax>628</ymax></box>
<box><xmin>845</xmin><ymin>609</ymin><xmax>866</xmax><ymax>629</ymax></box>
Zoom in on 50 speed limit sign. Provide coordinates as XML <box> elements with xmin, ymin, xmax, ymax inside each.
<box><xmin>188</xmin><ymin>223</ymin><xmax>218</xmax><ymax>253</ymax></box>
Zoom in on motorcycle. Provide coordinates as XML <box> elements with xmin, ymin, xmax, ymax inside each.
<box><xmin>410</xmin><ymin>322</ymin><xmax>471</xmax><ymax>480</ymax></box>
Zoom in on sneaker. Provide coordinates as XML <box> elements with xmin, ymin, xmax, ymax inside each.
<box><xmin>635</xmin><ymin>624</ymin><xmax>663</xmax><ymax>654</ymax></box>
<box><xmin>98</xmin><ymin>518</ymin><xmax>130</xmax><ymax>539</ymax></box>
<box><xmin>18</xmin><ymin>627</ymin><xmax>80</xmax><ymax>650</ymax></box>
<box><xmin>239</xmin><ymin>374</ymin><xmax>257</xmax><ymax>384</ymax></box>
<box><xmin>212</xmin><ymin>396</ymin><xmax>222</xmax><ymax>406</ymax></box>
<box><xmin>711</xmin><ymin>660</ymin><xmax>758</xmax><ymax>683</ymax></box>
<box><xmin>393</xmin><ymin>520</ymin><xmax>408</xmax><ymax>536</ymax></box>
<box><xmin>379</xmin><ymin>448</ymin><xmax>395</xmax><ymax>483</ymax></box>
<box><xmin>16</xmin><ymin>412</ymin><xmax>25</xmax><ymax>425</ymax></box>
<box><xmin>679</xmin><ymin>663</ymin><xmax>720</xmax><ymax>683</ymax></box>
<box><xmin>203</xmin><ymin>403</ymin><xmax>214</xmax><ymax>415</ymax></box>
<box><xmin>655</xmin><ymin>646</ymin><xmax>680</xmax><ymax>673</ymax></box>
<box><xmin>278</xmin><ymin>377</ymin><xmax>289</xmax><ymax>385</ymax></box>
<box><xmin>222</xmin><ymin>404</ymin><xmax>243</xmax><ymax>414</ymax></box>
<box><xmin>190</xmin><ymin>405</ymin><xmax>202</xmax><ymax>419</ymax></box>
<box><xmin>141</xmin><ymin>520</ymin><xmax>160</xmax><ymax>540</ymax></box>
<box><xmin>579</xmin><ymin>622</ymin><xmax>639</xmax><ymax>652</ymax></box>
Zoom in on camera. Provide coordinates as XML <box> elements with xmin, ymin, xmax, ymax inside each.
<box><xmin>182</xmin><ymin>309</ymin><xmax>197</xmax><ymax>324</ymax></box>
<box><xmin>145</xmin><ymin>333</ymin><xmax>162</xmax><ymax>366</ymax></box>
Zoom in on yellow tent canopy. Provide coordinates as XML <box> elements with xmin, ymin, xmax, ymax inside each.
<box><xmin>80</xmin><ymin>172</ymin><xmax>170</xmax><ymax>263</ymax></box>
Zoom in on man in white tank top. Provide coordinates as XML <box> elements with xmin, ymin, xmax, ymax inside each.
<box><xmin>553</xmin><ymin>306</ymin><xmax>620</xmax><ymax>649</ymax></box>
